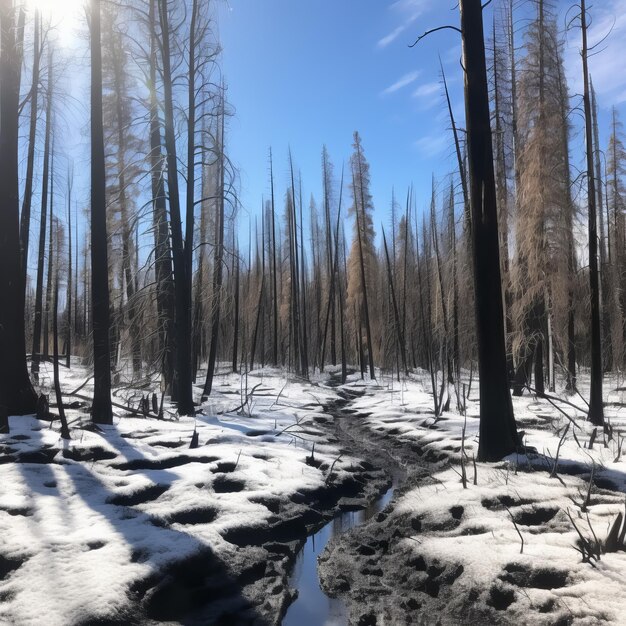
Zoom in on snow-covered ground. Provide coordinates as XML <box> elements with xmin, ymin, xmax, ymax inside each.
<box><xmin>0</xmin><ymin>362</ymin><xmax>373</xmax><ymax>625</ymax></box>
<box><xmin>3</xmin><ymin>362</ymin><xmax>626</xmax><ymax>625</ymax></box>
<box><xmin>320</xmin><ymin>369</ymin><xmax>626</xmax><ymax>625</ymax></box>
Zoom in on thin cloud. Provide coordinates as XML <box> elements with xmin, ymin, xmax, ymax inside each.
<box><xmin>378</xmin><ymin>0</ymin><xmax>433</xmax><ymax>49</ymax></box>
<box><xmin>415</xmin><ymin>133</ymin><xmax>447</xmax><ymax>155</ymax></box>
<box><xmin>412</xmin><ymin>81</ymin><xmax>440</xmax><ymax>99</ymax></box>
<box><xmin>378</xmin><ymin>25</ymin><xmax>406</xmax><ymax>49</ymax></box>
<box><xmin>381</xmin><ymin>70</ymin><xmax>421</xmax><ymax>95</ymax></box>
<box><xmin>390</xmin><ymin>0</ymin><xmax>429</xmax><ymax>19</ymax></box>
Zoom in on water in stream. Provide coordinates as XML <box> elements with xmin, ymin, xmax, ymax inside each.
<box><xmin>282</xmin><ymin>483</ymin><xmax>396</xmax><ymax>626</ymax></box>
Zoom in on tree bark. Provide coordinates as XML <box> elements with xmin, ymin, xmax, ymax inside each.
<box><xmin>89</xmin><ymin>0</ymin><xmax>113</xmax><ymax>424</ymax></box>
<box><xmin>159</xmin><ymin>0</ymin><xmax>194</xmax><ymax>415</ymax></box>
<box><xmin>459</xmin><ymin>0</ymin><xmax>518</xmax><ymax>461</ymax></box>
<box><xmin>203</xmin><ymin>107</ymin><xmax>226</xmax><ymax>396</ymax></box>
<box><xmin>20</xmin><ymin>8</ymin><xmax>40</xmax><ymax>291</ymax></box>
<box><xmin>0</xmin><ymin>0</ymin><xmax>38</xmax><ymax>423</ymax></box>
<box><xmin>581</xmin><ymin>0</ymin><xmax>605</xmax><ymax>426</ymax></box>
<box><xmin>31</xmin><ymin>55</ymin><xmax>53</xmax><ymax>384</ymax></box>
<box><xmin>148</xmin><ymin>0</ymin><xmax>174</xmax><ymax>393</ymax></box>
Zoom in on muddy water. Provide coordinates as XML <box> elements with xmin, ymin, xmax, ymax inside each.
<box><xmin>282</xmin><ymin>481</ymin><xmax>397</xmax><ymax>626</ymax></box>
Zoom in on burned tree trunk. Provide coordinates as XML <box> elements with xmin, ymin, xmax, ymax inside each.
<box><xmin>148</xmin><ymin>0</ymin><xmax>174</xmax><ymax>393</ymax></box>
<box><xmin>159</xmin><ymin>0</ymin><xmax>194</xmax><ymax>415</ymax></box>
<box><xmin>203</xmin><ymin>106</ymin><xmax>226</xmax><ymax>396</ymax></box>
<box><xmin>20</xmin><ymin>8</ymin><xmax>41</xmax><ymax>289</ymax></box>
<box><xmin>581</xmin><ymin>0</ymin><xmax>604</xmax><ymax>426</ymax></box>
<box><xmin>459</xmin><ymin>0</ymin><xmax>518</xmax><ymax>460</ymax></box>
<box><xmin>31</xmin><ymin>55</ymin><xmax>53</xmax><ymax>384</ymax></box>
<box><xmin>89</xmin><ymin>0</ymin><xmax>113</xmax><ymax>424</ymax></box>
<box><xmin>0</xmin><ymin>0</ymin><xmax>38</xmax><ymax>422</ymax></box>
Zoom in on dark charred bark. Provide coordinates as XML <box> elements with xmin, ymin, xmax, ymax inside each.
<box><xmin>20</xmin><ymin>8</ymin><xmax>40</xmax><ymax>290</ymax></box>
<box><xmin>159</xmin><ymin>0</ymin><xmax>194</xmax><ymax>415</ymax></box>
<box><xmin>31</xmin><ymin>55</ymin><xmax>53</xmax><ymax>384</ymax></box>
<box><xmin>459</xmin><ymin>0</ymin><xmax>518</xmax><ymax>461</ymax></box>
<box><xmin>581</xmin><ymin>0</ymin><xmax>604</xmax><ymax>426</ymax></box>
<box><xmin>90</xmin><ymin>0</ymin><xmax>113</xmax><ymax>424</ymax></box>
<box><xmin>0</xmin><ymin>0</ymin><xmax>38</xmax><ymax>422</ymax></box>
<box><xmin>148</xmin><ymin>0</ymin><xmax>174</xmax><ymax>393</ymax></box>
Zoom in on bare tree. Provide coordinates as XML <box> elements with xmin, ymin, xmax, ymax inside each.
<box><xmin>0</xmin><ymin>0</ymin><xmax>38</xmax><ymax>424</ymax></box>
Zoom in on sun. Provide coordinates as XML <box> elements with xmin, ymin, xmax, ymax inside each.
<box><xmin>26</xmin><ymin>0</ymin><xmax>85</xmax><ymax>20</ymax></box>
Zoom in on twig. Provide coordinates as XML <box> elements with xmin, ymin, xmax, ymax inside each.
<box><xmin>505</xmin><ymin>506</ymin><xmax>524</xmax><ymax>554</ymax></box>
<box><xmin>217</xmin><ymin>383</ymin><xmax>262</xmax><ymax>416</ymax></box>
<box><xmin>550</xmin><ymin>423</ymin><xmax>570</xmax><ymax>478</ymax></box>
<box><xmin>325</xmin><ymin>454</ymin><xmax>343</xmax><ymax>486</ymax></box>
<box><xmin>409</xmin><ymin>25</ymin><xmax>461</xmax><ymax>48</ymax></box>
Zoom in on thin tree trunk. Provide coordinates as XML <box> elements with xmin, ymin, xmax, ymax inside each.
<box><xmin>581</xmin><ymin>0</ymin><xmax>604</xmax><ymax>426</ymax></box>
<box><xmin>44</xmin><ymin>149</ymin><xmax>55</xmax><ymax>360</ymax></box>
<box><xmin>20</xmin><ymin>8</ymin><xmax>40</xmax><ymax>290</ymax></box>
<box><xmin>31</xmin><ymin>55</ymin><xmax>53</xmax><ymax>383</ymax></box>
<box><xmin>269</xmin><ymin>148</ymin><xmax>279</xmax><ymax>366</ymax></box>
<box><xmin>66</xmin><ymin>169</ymin><xmax>72</xmax><ymax>369</ymax></box>
<box><xmin>232</xmin><ymin>251</ymin><xmax>240</xmax><ymax>374</ymax></box>
<box><xmin>52</xmin><ymin>233</ymin><xmax>70</xmax><ymax>440</ymax></box>
<box><xmin>203</xmin><ymin>106</ymin><xmax>226</xmax><ymax>395</ymax></box>
<box><xmin>353</xmin><ymin>156</ymin><xmax>375</xmax><ymax>380</ymax></box>
<box><xmin>90</xmin><ymin>0</ymin><xmax>113</xmax><ymax>424</ymax></box>
<box><xmin>159</xmin><ymin>0</ymin><xmax>193</xmax><ymax>414</ymax></box>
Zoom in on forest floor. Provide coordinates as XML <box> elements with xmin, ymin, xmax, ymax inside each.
<box><xmin>1</xmin><ymin>363</ymin><xmax>626</xmax><ymax>625</ymax></box>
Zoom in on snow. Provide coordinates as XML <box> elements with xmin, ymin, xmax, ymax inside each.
<box><xmin>342</xmin><ymin>368</ymin><xmax>626</xmax><ymax>624</ymax></box>
<box><xmin>3</xmin><ymin>361</ymin><xmax>626</xmax><ymax>624</ymax></box>
<box><xmin>0</xmin><ymin>362</ymin><xmax>358</xmax><ymax>625</ymax></box>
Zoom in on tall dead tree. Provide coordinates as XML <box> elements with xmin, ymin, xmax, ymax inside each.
<box><xmin>65</xmin><ymin>169</ymin><xmax>73</xmax><ymax>369</ymax></box>
<box><xmin>348</xmin><ymin>132</ymin><xmax>376</xmax><ymax>380</ymax></box>
<box><xmin>580</xmin><ymin>0</ymin><xmax>604</xmax><ymax>426</ymax></box>
<box><xmin>31</xmin><ymin>53</ymin><xmax>53</xmax><ymax>383</ymax></box>
<box><xmin>459</xmin><ymin>0</ymin><xmax>518</xmax><ymax>460</ymax></box>
<box><xmin>20</xmin><ymin>8</ymin><xmax>41</xmax><ymax>289</ymax></box>
<box><xmin>159</xmin><ymin>0</ymin><xmax>194</xmax><ymax>414</ymax></box>
<box><xmin>0</xmin><ymin>0</ymin><xmax>38</xmax><ymax>423</ymax></box>
<box><xmin>269</xmin><ymin>149</ymin><xmax>279</xmax><ymax>366</ymax></box>
<box><xmin>203</xmin><ymin>103</ymin><xmax>225</xmax><ymax>397</ymax></box>
<box><xmin>89</xmin><ymin>0</ymin><xmax>113</xmax><ymax>424</ymax></box>
<box><xmin>148</xmin><ymin>0</ymin><xmax>174</xmax><ymax>392</ymax></box>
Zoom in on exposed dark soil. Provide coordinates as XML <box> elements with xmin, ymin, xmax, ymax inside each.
<box><xmin>316</xmin><ymin>384</ymin><xmax>579</xmax><ymax>626</ymax></box>
<box><xmin>127</xmin><ymin>376</ymin><xmax>395</xmax><ymax>625</ymax></box>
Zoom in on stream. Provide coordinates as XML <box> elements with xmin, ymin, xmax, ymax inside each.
<box><xmin>282</xmin><ymin>479</ymin><xmax>398</xmax><ymax>626</ymax></box>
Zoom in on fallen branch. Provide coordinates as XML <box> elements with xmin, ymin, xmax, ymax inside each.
<box><xmin>216</xmin><ymin>384</ymin><xmax>262</xmax><ymax>416</ymax></box>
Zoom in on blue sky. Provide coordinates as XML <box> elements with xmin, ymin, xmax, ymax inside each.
<box><xmin>217</xmin><ymin>0</ymin><xmax>626</xmax><ymax>238</ymax></box>
<box><xmin>217</xmin><ymin>0</ymin><xmax>466</xmax><ymax>232</ymax></box>
<box><xmin>24</xmin><ymin>0</ymin><xmax>626</xmax><ymax>267</ymax></box>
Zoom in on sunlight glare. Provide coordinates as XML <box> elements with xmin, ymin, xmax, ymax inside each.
<box><xmin>26</xmin><ymin>0</ymin><xmax>85</xmax><ymax>21</ymax></box>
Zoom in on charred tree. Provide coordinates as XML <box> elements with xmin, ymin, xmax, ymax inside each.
<box><xmin>459</xmin><ymin>0</ymin><xmax>518</xmax><ymax>460</ymax></box>
<box><xmin>89</xmin><ymin>0</ymin><xmax>113</xmax><ymax>424</ymax></box>
<box><xmin>580</xmin><ymin>0</ymin><xmax>604</xmax><ymax>426</ymax></box>
<box><xmin>0</xmin><ymin>0</ymin><xmax>37</xmax><ymax>422</ymax></box>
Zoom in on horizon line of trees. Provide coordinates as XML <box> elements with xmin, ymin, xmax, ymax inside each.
<box><xmin>0</xmin><ymin>0</ymin><xmax>620</xmax><ymax>461</ymax></box>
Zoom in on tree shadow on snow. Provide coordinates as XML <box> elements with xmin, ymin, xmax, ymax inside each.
<box><xmin>8</xmin><ymin>419</ymin><xmax>268</xmax><ymax>625</ymax></box>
